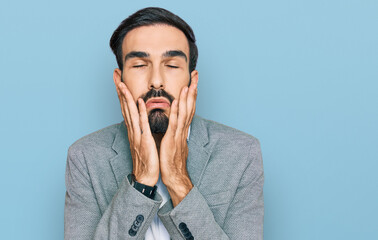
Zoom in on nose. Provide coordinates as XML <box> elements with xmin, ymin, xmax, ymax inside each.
<box><xmin>148</xmin><ymin>66</ymin><xmax>165</xmax><ymax>90</ymax></box>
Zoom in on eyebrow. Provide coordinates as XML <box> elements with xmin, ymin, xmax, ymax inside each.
<box><xmin>124</xmin><ymin>51</ymin><xmax>149</xmax><ymax>62</ymax></box>
<box><xmin>124</xmin><ymin>50</ymin><xmax>187</xmax><ymax>63</ymax></box>
<box><xmin>162</xmin><ymin>50</ymin><xmax>187</xmax><ymax>62</ymax></box>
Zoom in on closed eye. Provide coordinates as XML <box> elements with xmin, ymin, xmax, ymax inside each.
<box><xmin>166</xmin><ymin>65</ymin><xmax>179</xmax><ymax>68</ymax></box>
<box><xmin>133</xmin><ymin>65</ymin><xmax>147</xmax><ymax>68</ymax></box>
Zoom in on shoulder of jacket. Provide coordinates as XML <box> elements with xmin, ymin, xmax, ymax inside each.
<box><xmin>68</xmin><ymin>122</ymin><xmax>122</xmax><ymax>154</ymax></box>
<box><xmin>197</xmin><ymin>116</ymin><xmax>260</xmax><ymax>148</ymax></box>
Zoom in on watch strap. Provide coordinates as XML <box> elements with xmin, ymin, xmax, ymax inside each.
<box><xmin>127</xmin><ymin>173</ymin><xmax>157</xmax><ymax>199</ymax></box>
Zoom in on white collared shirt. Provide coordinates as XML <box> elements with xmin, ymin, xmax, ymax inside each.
<box><xmin>144</xmin><ymin>126</ymin><xmax>191</xmax><ymax>239</ymax></box>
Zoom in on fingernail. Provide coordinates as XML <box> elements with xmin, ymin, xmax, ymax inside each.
<box><xmin>185</xmin><ymin>87</ymin><xmax>189</xmax><ymax>93</ymax></box>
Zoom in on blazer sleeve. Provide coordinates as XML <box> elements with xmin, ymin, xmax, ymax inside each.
<box><xmin>157</xmin><ymin>139</ymin><xmax>264</xmax><ymax>240</ymax></box>
<box><xmin>64</xmin><ymin>146</ymin><xmax>163</xmax><ymax>240</ymax></box>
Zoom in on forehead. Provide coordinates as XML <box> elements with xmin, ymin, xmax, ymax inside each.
<box><xmin>122</xmin><ymin>24</ymin><xmax>189</xmax><ymax>59</ymax></box>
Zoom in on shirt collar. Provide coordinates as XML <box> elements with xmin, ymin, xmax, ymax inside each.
<box><xmin>187</xmin><ymin>125</ymin><xmax>191</xmax><ymax>142</ymax></box>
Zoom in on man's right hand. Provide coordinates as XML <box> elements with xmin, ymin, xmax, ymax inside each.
<box><xmin>116</xmin><ymin>82</ymin><xmax>159</xmax><ymax>187</ymax></box>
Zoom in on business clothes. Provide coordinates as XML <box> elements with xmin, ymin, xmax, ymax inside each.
<box><xmin>64</xmin><ymin>115</ymin><xmax>264</xmax><ymax>239</ymax></box>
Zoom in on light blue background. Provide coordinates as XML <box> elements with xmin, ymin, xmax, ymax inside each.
<box><xmin>1</xmin><ymin>0</ymin><xmax>377</xmax><ymax>239</ymax></box>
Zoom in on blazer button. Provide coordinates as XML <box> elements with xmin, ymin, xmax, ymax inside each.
<box><xmin>136</xmin><ymin>214</ymin><xmax>144</xmax><ymax>223</ymax></box>
<box><xmin>128</xmin><ymin>228</ymin><xmax>137</xmax><ymax>236</ymax></box>
<box><xmin>179</xmin><ymin>222</ymin><xmax>187</xmax><ymax>230</ymax></box>
<box><xmin>183</xmin><ymin>231</ymin><xmax>192</xmax><ymax>239</ymax></box>
<box><xmin>134</xmin><ymin>220</ymin><xmax>141</xmax><ymax>228</ymax></box>
<box><xmin>181</xmin><ymin>227</ymin><xmax>190</xmax><ymax>235</ymax></box>
<box><xmin>131</xmin><ymin>224</ymin><xmax>138</xmax><ymax>232</ymax></box>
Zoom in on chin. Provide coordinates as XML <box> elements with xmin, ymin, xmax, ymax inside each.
<box><xmin>148</xmin><ymin>109</ymin><xmax>169</xmax><ymax>133</ymax></box>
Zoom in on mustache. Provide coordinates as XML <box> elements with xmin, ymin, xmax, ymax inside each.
<box><xmin>138</xmin><ymin>89</ymin><xmax>175</xmax><ymax>106</ymax></box>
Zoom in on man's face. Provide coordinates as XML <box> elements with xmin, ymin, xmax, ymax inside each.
<box><xmin>113</xmin><ymin>24</ymin><xmax>198</xmax><ymax>133</ymax></box>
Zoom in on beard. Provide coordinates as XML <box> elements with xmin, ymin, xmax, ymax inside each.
<box><xmin>148</xmin><ymin>109</ymin><xmax>169</xmax><ymax>133</ymax></box>
<box><xmin>138</xmin><ymin>89</ymin><xmax>175</xmax><ymax>134</ymax></box>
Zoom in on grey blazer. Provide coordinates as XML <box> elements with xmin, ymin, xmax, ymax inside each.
<box><xmin>64</xmin><ymin>115</ymin><xmax>264</xmax><ymax>239</ymax></box>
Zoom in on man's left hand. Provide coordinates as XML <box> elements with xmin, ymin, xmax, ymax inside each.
<box><xmin>160</xmin><ymin>77</ymin><xmax>198</xmax><ymax>207</ymax></box>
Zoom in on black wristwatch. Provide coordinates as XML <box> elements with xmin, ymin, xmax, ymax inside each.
<box><xmin>127</xmin><ymin>173</ymin><xmax>157</xmax><ymax>199</ymax></box>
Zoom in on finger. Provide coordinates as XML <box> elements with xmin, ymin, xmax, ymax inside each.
<box><xmin>186</xmin><ymin>77</ymin><xmax>198</xmax><ymax>125</ymax></box>
<box><xmin>115</xmin><ymin>85</ymin><xmax>125</xmax><ymax>119</ymax></box>
<box><xmin>177</xmin><ymin>86</ymin><xmax>188</xmax><ymax>133</ymax></box>
<box><xmin>138</xmin><ymin>98</ymin><xmax>152</xmax><ymax>136</ymax></box>
<box><xmin>122</xmin><ymin>94</ymin><xmax>136</xmax><ymax>142</ymax></box>
<box><xmin>122</xmin><ymin>83</ymin><xmax>141</xmax><ymax>141</ymax></box>
<box><xmin>119</xmin><ymin>82</ymin><xmax>140</xmax><ymax>142</ymax></box>
<box><xmin>117</xmin><ymin>84</ymin><xmax>130</xmax><ymax>125</ymax></box>
<box><xmin>115</xmin><ymin>82</ymin><xmax>125</xmax><ymax>118</ymax></box>
<box><xmin>166</xmin><ymin>100</ymin><xmax>178</xmax><ymax>136</ymax></box>
<box><xmin>118</xmin><ymin>83</ymin><xmax>134</xmax><ymax>138</ymax></box>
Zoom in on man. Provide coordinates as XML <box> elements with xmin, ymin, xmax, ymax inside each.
<box><xmin>65</xmin><ymin>7</ymin><xmax>264</xmax><ymax>240</ymax></box>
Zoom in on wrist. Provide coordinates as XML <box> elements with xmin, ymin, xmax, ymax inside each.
<box><xmin>128</xmin><ymin>173</ymin><xmax>157</xmax><ymax>199</ymax></box>
<box><xmin>167</xmin><ymin>184</ymin><xmax>193</xmax><ymax>207</ymax></box>
<box><xmin>164</xmin><ymin>176</ymin><xmax>193</xmax><ymax>207</ymax></box>
<box><xmin>162</xmin><ymin>171</ymin><xmax>192</xmax><ymax>188</ymax></box>
<box><xmin>133</xmin><ymin>171</ymin><xmax>158</xmax><ymax>186</ymax></box>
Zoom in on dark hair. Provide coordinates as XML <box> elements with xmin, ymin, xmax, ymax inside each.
<box><xmin>110</xmin><ymin>7</ymin><xmax>198</xmax><ymax>73</ymax></box>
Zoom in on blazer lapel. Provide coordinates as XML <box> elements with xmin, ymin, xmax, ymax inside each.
<box><xmin>186</xmin><ymin>115</ymin><xmax>211</xmax><ymax>187</ymax></box>
<box><xmin>109</xmin><ymin>121</ymin><xmax>133</xmax><ymax>187</ymax></box>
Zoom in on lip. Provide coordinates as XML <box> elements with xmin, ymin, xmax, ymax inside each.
<box><xmin>145</xmin><ymin>97</ymin><xmax>170</xmax><ymax>110</ymax></box>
